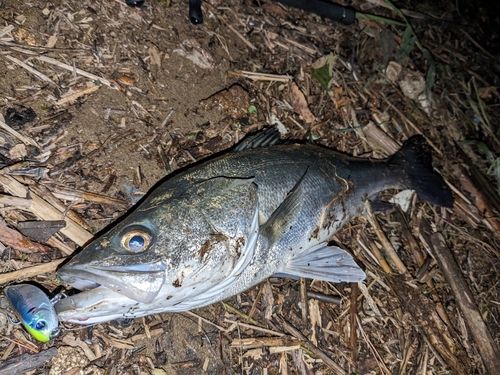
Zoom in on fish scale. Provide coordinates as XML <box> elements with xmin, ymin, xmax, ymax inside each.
<box><xmin>55</xmin><ymin>135</ymin><xmax>453</xmax><ymax>324</ymax></box>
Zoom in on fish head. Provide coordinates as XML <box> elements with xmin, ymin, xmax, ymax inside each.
<box><xmin>56</xmin><ymin>176</ymin><xmax>261</xmax><ymax>323</ymax></box>
<box><xmin>57</xmin><ymin>217</ymin><xmax>168</xmax><ymax>304</ymax></box>
<box><xmin>4</xmin><ymin>284</ymin><xmax>59</xmax><ymax>342</ymax></box>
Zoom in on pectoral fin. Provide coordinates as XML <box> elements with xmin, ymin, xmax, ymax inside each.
<box><xmin>280</xmin><ymin>243</ymin><xmax>365</xmax><ymax>283</ymax></box>
<box><xmin>261</xmin><ymin>168</ymin><xmax>308</xmax><ymax>244</ymax></box>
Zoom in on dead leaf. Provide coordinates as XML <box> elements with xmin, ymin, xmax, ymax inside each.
<box><xmin>173</xmin><ymin>39</ymin><xmax>214</xmax><ymax>69</ymax></box>
<box><xmin>385</xmin><ymin>61</ymin><xmax>402</xmax><ymax>83</ymax></box>
<box><xmin>262</xmin><ymin>3</ymin><xmax>287</xmax><ymax>18</ymax></box>
<box><xmin>13</xmin><ymin>28</ymin><xmax>36</xmax><ymax>46</ymax></box>
<box><xmin>398</xmin><ymin>70</ymin><xmax>426</xmax><ymax>100</ymax></box>
<box><xmin>289</xmin><ymin>82</ymin><xmax>315</xmax><ymax>123</ymax></box>
<box><xmin>478</xmin><ymin>86</ymin><xmax>498</xmax><ymax>100</ymax></box>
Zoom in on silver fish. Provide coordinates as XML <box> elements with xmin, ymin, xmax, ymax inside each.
<box><xmin>55</xmin><ymin>134</ymin><xmax>453</xmax><ymax>323</ymax></box>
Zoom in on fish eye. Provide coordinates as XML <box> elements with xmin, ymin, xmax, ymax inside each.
<box><xmin>35</xmin><ymin>320</ymin><xmax>46</xmax><ymax>330</ymax></box>
<box><xmin>121</xmin><ymin>230</ymin><xmax>152</xmax><ymax>253</ymax></box>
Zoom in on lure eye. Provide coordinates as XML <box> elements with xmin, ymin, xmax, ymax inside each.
<box><xmin>121</xmin><ymin>230</ymin><xmax>152</xmax><ymax>253</ymax></box>
<box><xmin>35</xmin><ymin>320</ymin><xmax>46</xmax><ymax>330</ymax></box>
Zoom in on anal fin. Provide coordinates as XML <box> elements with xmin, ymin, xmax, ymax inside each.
<box><xmin>281</xmin><ymin>243</ymin><xmax>365</xmax><ymax>283</ymax></box>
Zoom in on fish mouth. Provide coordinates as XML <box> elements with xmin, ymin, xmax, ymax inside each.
<box><xmin>57</xmin><ymin>264</ymin><xmax>166</xmax><ymax>304</ymax></box>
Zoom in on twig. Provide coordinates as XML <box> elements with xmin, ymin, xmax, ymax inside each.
<box><xmin>222</xmin><ymin>302</ymin><xmax>260</xmax><ymax>326</ymax></box>
<box><xmin>420</xmin><ymin>220</ymin><xmax>500</xmax><ymax>375</ymax></box>
<box><xmin>55</xmin><ymin>84</ymin><xmax>101</xmax><ymax>105</ymax></box>
<box><xmin>364</xmin><ymin>200</ymin><xmax>408</xmax><ymax>275</ymax></box>
<box><xmin>299</xmin><ymin>277</ymin><xmax>308</xmax><ymax>326</ymax></box>
<box><xmin>228</xmin><ymin>70</ymin><xmax>292</xmax><ymax>82</ymax></box>
<box><xmin>4</xmin><ymin>55</ymin><xmax>56</xmax><ymax>85</ymax></box>
<box><xmin>350</xmin><ymin>282</ymin><xmax>358</xmax><ymax>364</ymax></box>
<box><xmin>0</xmin><ymin>258</ymin><xmax>65</xmax><ymax>284</ymax></box>
<box><xmin>380</xmin><ymin>93</ymin><xmax>442</xmax><ymax>155</ymax></box>
<box><xmin>51</xmin><ymin>187</ymin><xmax>128</xmax><ymax>209</ymax></box>
<box><xmin>185</xmin><ymin>311</ymin><xmax>228</xmax><ymax>332</ymax></box>
<box><xmin>224</xmin><ymin>319</ymin><xmax>285</xmax><ymax>337</ymax></box>
<box><xmin>34</xmin><ymin>55</ymin><xmax>113</xmax><ymax>87</ymax></box>
<box><xmin>0</xmin><ymin>120</ymin><xmax>39</xmax><ymax>148</ymax></box>
<box><xmin>230</xmin><ymin>337</ymin><xmax>301</xmax><ymax>349</ymax></box>
<box><xmin>277</xmin><ymin>316</ymin><xmax>347</xmax><ymax>375</ymax></box>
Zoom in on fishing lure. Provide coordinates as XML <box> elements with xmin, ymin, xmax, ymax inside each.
<box><xmin>4</xmin><ymin>284</ymin><xmax>59</xmax><ymax>342</ymax></box>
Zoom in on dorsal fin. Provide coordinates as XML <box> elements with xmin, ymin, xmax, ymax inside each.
<box><xmin>232</xmin><ymin>128</ymin><xmax>281</xmax><ymax>152</ymax></box>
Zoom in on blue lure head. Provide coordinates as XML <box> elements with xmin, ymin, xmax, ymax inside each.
<box><xmin>4</xmin><ymin>284</ymin><xmax>59</xmax><ymax>342</ymax></box>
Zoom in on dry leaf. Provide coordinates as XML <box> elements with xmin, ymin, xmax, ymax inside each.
<box><xmin>398</xmin><ymin>70</ymin><xmax>426</xmax><ymax>100</ymax></box>
<box><xmin>173</xmin><ymin>39</ymin><xmax>214</xmax><ymax>69</ymax></box>
<box><xmin>262</xmin><ymin>3</ymin><xmax>287</xmax><ymax>18</ymax></box>
<box><xmin>385</xmin><ymin>60</ymin><xmax>402</xmax><ymax>83</ymax></box>
<box><xmin>118</xmin><ymin>76</ymin><xmax>135</xmax><ymax>86</ymax></box>
<box><xmin>13</xmin><ymin>28</ymin><xmax>36</xmax><ymax>45</ymax></box>
<box><xmin>289</xmin><ymin>82</ymin><xmax>315</xmax><ymax>123</ymax></box>
<box><xmin>478</xmin><ymin>86</ymin><xmax>498</xmax><ymax>100</ymax></box>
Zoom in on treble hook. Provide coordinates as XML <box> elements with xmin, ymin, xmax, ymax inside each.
<box><xmin>8</xmin><ymin>315</ymin><xmax>22</xmax><ymax>325</ymax></box>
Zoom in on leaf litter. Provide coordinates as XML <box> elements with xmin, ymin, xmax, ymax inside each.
<box><xmin>0</xmin><ymin>0</ymin><xmax>499</xmax><ymax>374</ymax></box>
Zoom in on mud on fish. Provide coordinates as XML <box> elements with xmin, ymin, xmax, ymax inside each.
<box><xmin>55</xmin><ymin>130</ymin><xmax>453</xmax><ymax>324</ymax></box>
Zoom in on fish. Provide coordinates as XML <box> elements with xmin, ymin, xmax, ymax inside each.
<box><xmin>54</xmin><ymin>133</ymin><xmax>453</xmax><ymax>324</ymax></box>
<box><xmin>4</xmin><ymin>284</ymin><xmax>59</xmax><ymax>342</ymax></box>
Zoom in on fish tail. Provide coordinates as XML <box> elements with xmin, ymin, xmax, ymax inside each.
<box><xmin>389</xmin><ymin>135</ymin><xmax>454</xmax><ymax>208</ymax></box>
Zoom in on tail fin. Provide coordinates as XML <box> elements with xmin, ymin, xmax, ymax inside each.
<box><xmin>389</xmin><ymin>135</ymin><xmax>454</xmax><ymax>208</ymax></box>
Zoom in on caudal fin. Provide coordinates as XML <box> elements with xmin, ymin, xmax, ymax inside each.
<box><xmin>389</xmin><ymin>135</ymin><xmax>454</xmax><ymax>208</ymax></box>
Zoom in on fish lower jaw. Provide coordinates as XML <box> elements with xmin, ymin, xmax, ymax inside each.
<box><xmin>57</xmin><ymin>265</ymin><xmax>166</xmax><ymax>303</ymax></box>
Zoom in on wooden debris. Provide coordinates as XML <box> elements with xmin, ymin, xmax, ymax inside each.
<box><xmin>62</xmin><ymin>334</ymin><xmax>97</xmax><ymax>361</ymax></box>
<box><xmin>0</xmin><ymin>175</ymin><xmax>93</xmax><ymax>246</ymax></box>
<box><xmin>228</xmin><ymin>70</ymin><xmax>292</xmax><ymax>82</ymax></box>
<box><xmin>387</xmin><ymin>275</ymin><xmax>467</xmax><ymax>375</ymax></box>
<box><xmin>4</xmin><ymin>55</ymin><xmax>56</xmax><ymax>85</ymax></box>
<box><xmin>55</xmin><ymin>83</ymin><xmax>101</xmax><ymax>106</ymax></box>
<box><xmin>0</xmin><ymin>258</ymin><xmax>65</xmax><ymax>284</ymax></box>
<box><xmin>0</xmin><ymin>120</ymin><xmax>39</xmax><ymax>148</ymax></box>
<box><xmin>277</xmin><ymin>316</ymin><xmax>347</xmax><ymax>375</ymax></box>
<box><xmin>349</xmin><ymin>282</ymin><xmax>358</xmax><ymax>364</ymax></box>
<box><xmin>34</xmin><ymin>56</ymin><xmax>113</xmax><ymax>87</ymax></box>
<box><xmin>0</xmin><ymin>347</ymin><xmax>57</xmax><ymax>375</ymax></box>
<box><xmin>50</xmin><ymin>187</ymin><xmax>128</xmax><ymax>209</ymax></box>
<box><xmin>0</xmin><ymin>216</ymin><xmax>52</xmax><ymax>253</ymax></box>
<box><xmin>364</xmin><ymin>200</ymin><xmax>409</xmax><ymax>275</ymax></box>
<box><xmin>420</xmin><ymin>219</ymin><xmax>500</xmax><ymax>375</ymax></box>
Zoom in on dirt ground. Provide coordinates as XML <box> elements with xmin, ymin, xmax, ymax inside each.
<box><xmin>0</xmin><ymin>0</ymin><xmax>500</xmax><ymax>374</ymax></box>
